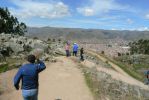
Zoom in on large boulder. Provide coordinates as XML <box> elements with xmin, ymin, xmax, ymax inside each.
<box><xmin>31</xmin><ymin>40</ymin><xmax>48</xmax><ymax>52</ymax></box>
<box><xmin>4</xmin><ymin>42</ymin><xmax>24</xmax><ymax>54</ymax></box>
<box><xmin>0</xmin><ymin>33</ymin><xmax>12</xmax><ymax>42</ymax></box>
<box><xmin>0</xmin><ymin>45</ymin><xmax>13</xmax><ymax>57</ymax></box>
<box><xmin>0</xmin><ymin>33</ymin><xmax>49</xmax><ymax>54</ymax></box>
<box><xmin>0</xmin><ymin>53</ymin><xmax>5</xmax><ymax>62</ymax></box>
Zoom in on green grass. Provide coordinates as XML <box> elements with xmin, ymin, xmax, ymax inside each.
<box><xmin>83</xmin><ymin>69</ymin><xmax>99</xmax><ymax>100</ymax></box>
<box><xmin>110</xmin><ymin>59</ymin><xmax>143</xmax><ymax>81</ymax></box>
<box><xmin>0</xmin><ymin>64</ymin><xmax>9</xmax><ymax>73</ymax></box>
<box><xmin>0</xmin><ymin>57</ymin><xmax>25</xmax><ymax>73</ymax></box>
<box><xmin>0</xmin><ymin>62</ymin><xmax>21</xmax><ymax>73</ymax></box>
<box><xmin>87</xmin><ymin>51</ymin><xmax>144</xmax><ymax>82</ymax></box>
<box><xmin>84</xmin><ymin>72</ymin><xmax>94</xmax><ymax>92</ymax></box>
<box><xmin>77</xmin><ymin>63</ymin><xmax>98</xmax><ymax>100</ymax></box>
<box><xmin>76</xmin><ymin>56</ymin><xmax>146</xmax><ymax>100</ymax></box>
<box><xmin>133</xmin><ymin>64</ymin><xmax>149</xmax><ymax>70</ymax></box>
<box><xmin>99</xmin><ymin>53</ymin><xmax>144</xmax><ymax>82</ymax></box>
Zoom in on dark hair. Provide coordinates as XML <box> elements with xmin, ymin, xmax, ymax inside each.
<box><xmin>27</xmin><ymin>55</ymin><xmax>36</xmax><ymax>63</ymax></box>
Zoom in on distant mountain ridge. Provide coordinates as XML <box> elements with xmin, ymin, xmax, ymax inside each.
<box><xmin>27</xmin><ymin>27</ymin><xmax>149</xmax><ymax>41</ymax></box>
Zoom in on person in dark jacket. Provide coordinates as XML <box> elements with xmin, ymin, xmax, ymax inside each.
<box><xmin>144</xmin><ymin>70</ymin><xmax>149</xmax><ymax>85</ymax></box>
<box><xmin>80</xmin><ymin>48</ymin><xmax>84</xmax><ymax>61</ymax></box>
<box><xmin>13</xmin><ymin>54</ymin><xmax>46</xmax><ymax>100</ymax></box>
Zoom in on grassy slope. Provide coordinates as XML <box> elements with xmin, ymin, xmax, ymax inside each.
<box><xmin>98</xmin><ymin>53</ymin><xmax>144</xmax><ymax>82</ymax></box>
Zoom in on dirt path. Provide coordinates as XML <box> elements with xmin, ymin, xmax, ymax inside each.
<box><xmin>0</xmin><ymin>57</ymin><xmax>93</xmax><ymax>100</ymax></box>
<box><xmin>86</xmin><ymin>51</ymin><xmax>149</xmax><ymax>90</ymax></box>
<box><xmin>87</xmin><ymin>50</ymin><xmax>129</xmax><ymax>76</ymax></box>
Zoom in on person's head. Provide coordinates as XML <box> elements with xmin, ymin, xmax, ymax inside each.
<box><xmin>66</xmin><ymin>41</ymin><xmax>70</xmax><ymax>45</ymax></box>
<box><xmin>27</xmin><ymin>55</ymin><xmax>36</xmax><ymax>63</ymax></box>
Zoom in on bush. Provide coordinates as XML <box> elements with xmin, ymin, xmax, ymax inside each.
<box><xmin>101</xmin><ymin>51</ymin><xmax>104</xmax><ymax>55</ymax></box>
<box><xmin>33</xmin><ymin>37</ymin><xmax>38</xmax><ymax>40</ymax></box>
<box><xmin>0</xmin><ymin>64</ymin><xmax>9</xmax><ymax>73</ymax></box>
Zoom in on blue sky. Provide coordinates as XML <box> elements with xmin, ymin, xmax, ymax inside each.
<box><xmin>0</xmin><ymin>0</ymin><xmax>149</xmax><ymax>30</ymax></box>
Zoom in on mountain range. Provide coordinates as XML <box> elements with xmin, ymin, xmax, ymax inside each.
<box><xmin>27</xmin><ymin>27</ymin><xmax>149</xmax><ymax>41</ymax></box>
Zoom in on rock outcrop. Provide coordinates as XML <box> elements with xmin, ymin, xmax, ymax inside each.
<box><xmin>0</xmin><ymin>33</ymin><xmax>49</xmax><ymax>59</ymax></box>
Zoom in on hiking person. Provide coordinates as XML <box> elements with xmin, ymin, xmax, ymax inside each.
<box><xmin>13</xmin><ymin>54</ymin><xmax>46</xmax><ymax>100</ymax></box>
<box><xmin>73</xmin><ymin>43</ymin><xmax>79</xmax><ymax>56</ymax></box>
<box><xmin>80</xmin><ymin>47</ymin><xmax>84</xmax><ymax>61</ymax></box>
<box><xmin>144</xmin><ymin>70</ymin><xmax>149</xmax><ymax>85</ymax></box>
<box><xmin>65</xmin><ymin>42</ymin><xmax>70</xmax><ymax>57</ymax></box>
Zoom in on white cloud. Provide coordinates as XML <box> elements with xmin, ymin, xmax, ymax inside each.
<box><xmin>145</xmin><ymin>14</ymin><xmax>149</xmax><ymax>19</ymax></box>
<box><xmin>137</xmin><ymin>27</ymin><xmax>149</xmax><ymax>31</ymax></box>
<box><xmin>10</xmin><ymin>0</ymin><xmax>70</xmax><ymax>19</ymax></box>
<box><xmin>77</xmin><ymin>8</ymin><xmax>94</xmax><ymax>16</ymax></box>
<box><xmin>77</xmin><ymin>0</ymin><xmax>130</xmax><ymax>16</ymax></box>
<box><xmin>128</xmin><ymin>27</ymin><xmax>149</xmax><ymax>31</ymax></box>
<box><xmin>126</xmin><ymin>18</ymin><xmax>133</xmax><ymax>24</ymax></box>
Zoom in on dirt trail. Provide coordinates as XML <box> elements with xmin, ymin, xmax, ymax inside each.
<box><xmin>0</xmin><ymin>57</ymin><xmax>93</xmax><ymax>100</ymax></box>
<box><xmin>86</xmin><ymin>51</ymin><xmax>149</xmax><ymax>90</ymax></box>
<box><xmin>87</xmin><ymin>50</ymin><xmax>129</xmax><ymax>76</ymax></box>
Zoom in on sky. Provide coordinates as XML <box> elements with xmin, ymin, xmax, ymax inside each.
<box><xmin>0</xmin><ymin>0</ymin><xmax>149</xmax><ymax>30</ymax></box>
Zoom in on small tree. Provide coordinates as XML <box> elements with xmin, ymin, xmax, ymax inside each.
<box><xmin>47</xmin><ymin>38</ymin><xmax>51</xmax><ymax>42</ymax></box>
<box><xmin>101</xmin><ymin>51</ymin><xmax>105</xmax><ymax>55</ymax></box>
<box><xmin>58</xmin><ymin>38</ymin><xmax>61</xmax><ymax>43</ymax></box>
<box><xmin>118</xmin><ymin>52</ymin><xmax>121</xmax><ymax>56</ymax></box>
<box><xmin>52</xmin><ymin>39</ymin><xmax>56</xmax><ymax>42</ymax></box>
<box><xmin>129</xmin><ymin>39</ymin><xmax>149</xmax><ymax>55</ymax></box>
<box><xmin>33</xmin><ymin>37</ymin><xmax>38</xmax><ymax>40</ymax></box>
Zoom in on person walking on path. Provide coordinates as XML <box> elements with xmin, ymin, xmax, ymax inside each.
<box><xmin>73</xmin><ymin>43</ymin><xmax>79</xmax><ymax>56</ymax></box>
<box><xmin>65</xmin><ymin>42</ymin><xmax>70</xmax><ymax>57</ymax></box>
<box><xmin>13</xmin><ymin>54</ymin><xmax>46</xmax><ymax>100</ymax></box>
<box><xmin>80</xmin><ymin>47</ymin><xmax>84</xmax><ymax>61</ymax></box>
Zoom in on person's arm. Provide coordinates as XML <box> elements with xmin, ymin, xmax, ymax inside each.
<box><xmin>36</xmin><ymin>59</ymin><xmax>46</xmax><ymax>73</ymax></box>
<box><xmin>13</xmin><ymin>67</ymin><xmax>22</xmax><ymax>90</ymax></box>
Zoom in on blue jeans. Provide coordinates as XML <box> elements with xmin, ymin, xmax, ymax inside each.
<box><xmin>73</xmin><ymin>51</ymin><xmax>77</xmax><ymax>56</ymax></box>
<box><xmin>22</xmin><ymin>89</ymin><xmax>38</xmax><ymax>100</ymax></box>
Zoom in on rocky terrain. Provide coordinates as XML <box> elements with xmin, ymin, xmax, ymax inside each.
<box><xmin>0</xmin><ymin>33</ymin><xmax>149</xmax><ymax>100</ymax></box>
<box><xmin>27</xmin><ymin>27</ymin><xmax>138</xmax><ymax>57</ymax></box>
<box><xmin>0</xmin><ymin>33</ymin><xmax>65</xmax><ymax>73</ymax></box>
<box><xmin>79</xmin><ymin>53</ymin><xmax>149</xmax><ymax>100</ymax></box>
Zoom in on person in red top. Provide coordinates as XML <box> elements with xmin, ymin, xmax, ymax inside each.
<box><xmin>65</xmin><ymin>41</ymin><xmax>70</xmax><ymax>57</ymax></box>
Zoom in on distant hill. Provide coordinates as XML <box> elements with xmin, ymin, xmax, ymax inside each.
<box><xmin>27</xmin><ymin>27</ymin><xmax>149</xmax><ymax>41</ymax></box>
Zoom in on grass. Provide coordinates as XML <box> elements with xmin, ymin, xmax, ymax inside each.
<box><xmin>133</xmin><ymin>63</ymin><xmax>149</xmax><ymax>70</ymax></box>
<box><xmin>73</xmin><ymin>55</ymin><xmax>146</xmax><ymax>100</ymax></box>
<box><xmin>80</xmin><ymin>63</ymin><xmax>146</xmax><ymax>100</ymax></box>
<box><xmin>98</xmin><ymin>53</ymin><xmax>144</xmax><ymax>82</ymax></box>
<box><xmin>110</xmin><ymin>59</ymin><xmax>143</xmax><ymax>81</ymax></box>
<box><xmin>87</xmin><ymin>51</ymin><xmax>144</xmax><ymax>82</ymax></box>
<box><xmin>84</xmin><ymin>71</ymin><xmax>94</xmax><ymax>93</ymax></box>
<box><xmin>76</xmin><ymin>63</ymin><xmax>98</xmax><ymax>100</ymax></box>
<box><xmin>83</xmin><ymin>68</ymin><xmax>99</xmax><ymax>100</ymax></box>
<box><xmin>0</xmin><ymin>57</ymin><xmax>25</xmax><ymax>73</ymax></box>
<box><xmin>0</xmin><ymin>64</ymin><xmax>9</xmax><ymax>73</ymax></box>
